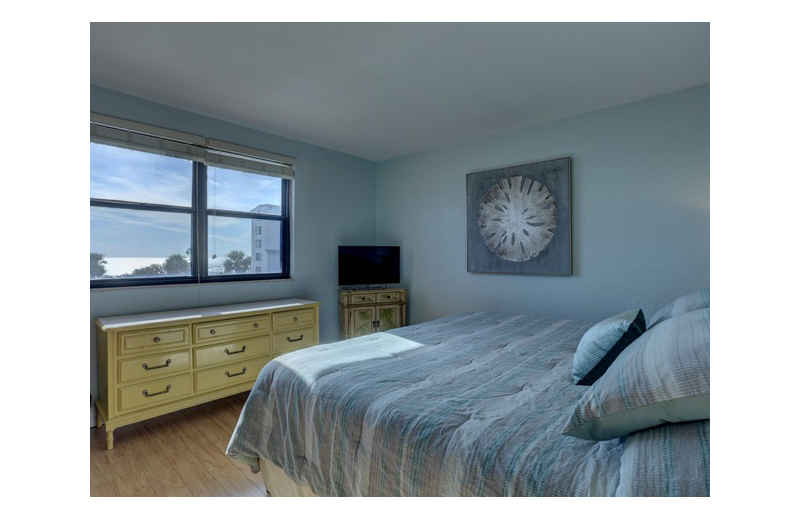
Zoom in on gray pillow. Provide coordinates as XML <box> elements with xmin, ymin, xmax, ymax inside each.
<box><xmin>571</xmin><ymin>309</ymin><xmax>645</xmax><ymax>385</ymax></box>
<box><xmin>562</xmin><ymin>307</ymin><xmax>710</xmax><ymax>441</ymax></box>
<box><xmin>648</xmin><ymin>287</ymin><xmax>710</xmax><ymax>328</ymax></box>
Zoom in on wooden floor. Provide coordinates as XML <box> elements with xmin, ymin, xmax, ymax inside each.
<box><xmin>90</xmin><ymin>392</ymin><xmax>266</xmax><ymax>497</ymax></box>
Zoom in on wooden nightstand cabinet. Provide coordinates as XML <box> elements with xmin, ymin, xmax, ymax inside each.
<box><xmin>95</xmin><ymin>298</ymin><xmax>320</xmax><ymax>450</ymax></box>
<box><xmin>339</xmin><ymin>288</ymin><xmax>406</xmax><ymax>339</ymax></box>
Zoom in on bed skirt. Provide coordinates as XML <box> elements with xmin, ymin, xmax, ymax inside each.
<box><xmin>259</xmin><ymin>458</ymin><xmax>319</xmax><ymax>497</ymax></box>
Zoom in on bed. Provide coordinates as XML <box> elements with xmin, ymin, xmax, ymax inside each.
<box><xmin>226</xmin><ymin>289</ymin><xmax>710</xmax><ymax>497</ymax></box>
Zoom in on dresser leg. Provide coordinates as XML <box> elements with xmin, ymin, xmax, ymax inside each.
<box><xmin>96</xmin><ymin>408</ymin><xmax>103</xmax><ymax>428</ymax></box>
<box><xmin>106</xmin><ymin>429</ymin><xmax>114</xmax><ymax>451</ymax></box>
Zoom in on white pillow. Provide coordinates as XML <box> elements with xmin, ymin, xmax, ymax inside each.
<box><xmin>563</xmin><ymin>307</ymin><xmax>710</xmax><ymax>441</ymax></box>
<box><xmin>648</xmin><ymin>287</ymin><xmax>710</xmax><ymax>328</ymax></box>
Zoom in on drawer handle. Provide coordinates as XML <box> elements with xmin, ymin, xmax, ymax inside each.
<box><xmin>287</xmin><ymin>334</ymin><xmax>304</xmax><ymax>343</ymax></box>
<box><xmin>225</xmin><ymin>367</ymin><xmax>247</xmax><ymax>378</ymax></box>
<box><xmin>224</xmin><ymin>345</ymin><xmax>247</xmax><ymax>355</ymax></box>
<box><xmin>142</xmin><ymin>384</ymin><xmax>172</xmax><ymax>398</ymax></box>
<box><xmin>142</xmin><ymin>359</ymin><xmax>172</xmax><ymax>371</ymax></box>
<box><xmin>153</xmin><ymin>336</ymin><xmax>161</xmax><ymax>343</ymax></box>
<box><xmin>209</xmin><ymin>329</ymin><xmax>216</xmax><ymax>335</ymax></box>
<box><xmin>253</xmin><ymin>323</ymin><xmax>259</xmax><ymax>328</ymax></box>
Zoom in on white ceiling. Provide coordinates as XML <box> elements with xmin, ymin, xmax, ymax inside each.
<box><xmin>90</xmin><ymin>23</ymin><xmax>709</xmax><ymax>162</ymax></box>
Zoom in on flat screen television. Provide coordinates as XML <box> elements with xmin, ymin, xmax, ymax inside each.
<box><xmin>338</xmin><ymin>246</ymin><xmax>400</xmax><ymax>287</ymax></box>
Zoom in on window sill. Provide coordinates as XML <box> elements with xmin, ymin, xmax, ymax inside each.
<box><xmin>90</xmin><ymin>277</ymin><xmax>294</xmax><ymax>292</ymax></box>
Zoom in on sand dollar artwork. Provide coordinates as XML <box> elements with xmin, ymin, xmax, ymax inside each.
<box><xmin>477</xmin><ymin>176</ymin><xmax>557</xmax><ymax>262</ymax></box>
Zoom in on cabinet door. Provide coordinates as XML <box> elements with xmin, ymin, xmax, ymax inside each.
<box><xmin>376</xmin><ymin>304</ymin><xmax>401</xmax><ymax>332</ymax></box>
<box><xmin>350</xmin><ymin>307</ymin><xmax>376</xmax><ymax>338</ymax></box>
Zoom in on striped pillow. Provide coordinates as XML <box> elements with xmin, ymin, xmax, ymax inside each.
<box><xmin>571</xmin><ymin>309</ymin><xmax>645</xmax><ymax>385</ymax></box>
<box><xmin>649</xmin><ymin>287</ymin><xmax>710</xmax><ymax>328</ymax></box>
<box><xmin>562</xmin><ymin>307</ymin><xmax>710</xmax><ymax>441</ymax></box>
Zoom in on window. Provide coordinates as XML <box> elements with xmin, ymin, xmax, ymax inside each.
<box><xmin>90</xmin><ymin>114</ymin><xmax>294</xmax><ymax>288</ymax></box>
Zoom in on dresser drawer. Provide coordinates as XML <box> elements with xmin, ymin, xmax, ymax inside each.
<box><xmin>118</xmin><ymin>374</ymin><xmax>191</xmax><ymax>413</ymax></box>
<box><xmin>194</xmin><ymin>356</ymin><xmax>270</xmax><ymax>393</ymax></box>
<box><xmin>376</xmin><ymin>292</ymin><xmax>401</xmax><ymax>303</ymax></box>
<box><xmin>194</xmin><ymin>335</ymin><xmax>270</xmax><ymax>369</ymax></box>
<box><xmin>119</xmin><ymin>326</ymin><xmax>190</xmax><ymax>356</ymax></box>
<box><xmin>118</xmin><ymin>350</ymin><xmax>190</xmax><ymax>384</ymax></box>
<box><xmin>273</xmin><ymin>327</ymin><xmax>316</xmax><ymax>355</ymax></box>
<box><xmin>273</xmin><ymin>308</ymin><xmax>315</xmax><ymax>332</ymax></box>
<box><xmin>194</xmin><ymin>315</ymin><xmax>270</xmax><ymax>343</ymax></box>
<box><xmin>349</xmin><ymin>293</ymin><xmax>376</xmax><ymax>305</ymax></box>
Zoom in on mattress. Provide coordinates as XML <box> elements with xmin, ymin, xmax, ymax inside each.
<box><xmin>227</xmin><ymin>311</ymin><xmax>709</xmax><ymax>496</ymax></box>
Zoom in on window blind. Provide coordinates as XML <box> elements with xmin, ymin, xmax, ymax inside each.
<box><xmin>90</xmin><ymin>113</ymin><xmax>296</xmax><ymax>179</ymax></box>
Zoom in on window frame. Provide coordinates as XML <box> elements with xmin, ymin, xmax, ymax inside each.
<box><xmin>90</xmin><ymin>146</ymin><xmax>292</xmax><ymax>289</ymax></box>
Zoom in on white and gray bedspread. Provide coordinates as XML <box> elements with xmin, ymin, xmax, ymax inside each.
<box><xmin>226</xmin><ymin>312</ymin><xmax>710</xmax><ymax>496</ymax></box>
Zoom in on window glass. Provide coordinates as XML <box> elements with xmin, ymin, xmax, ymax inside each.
<box><xmin>90</xmin><ymin>206</ymin><xmax>192</xmax><ymax>279</ymax></box>
<box><xmin>208</xmin><ymin>216</ymin><xmax>282</xmax><ymax>275</ymax></box>
<box><xmin>207</xmin><ymin>166</ymin><xmax>282</xmax><ymax>214</ymax></box>
<box><xmin>90</xmin><ymin>143</ymin><xmax>193</xmax><ymax>207</ymax></box>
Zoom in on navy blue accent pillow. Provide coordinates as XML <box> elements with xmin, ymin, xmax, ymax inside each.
<box><xmin>572</xmin><ymin>309</ymin><xmax>646</xmax><ymax>386</ymax></box>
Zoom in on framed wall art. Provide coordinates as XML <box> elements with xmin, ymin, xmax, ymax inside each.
<box><xmin>466</xmin><ymin>157</ymin><xmax>571</xmax><ymax>275</ymax></box>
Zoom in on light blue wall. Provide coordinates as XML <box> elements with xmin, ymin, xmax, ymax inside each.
<box><xmin>90</xmin><ymin>86</ymin><xmax>377</xmax><ymax>399</ymax></box>
<box><xmin>90</xmin><ymin>84</ymin><xmax>710</xmax><ymax>412</ymax></box>
<box><xmin>375</xmin><ymin>85</ymin><xmax>710</xmax><ymax>324</ymax></box>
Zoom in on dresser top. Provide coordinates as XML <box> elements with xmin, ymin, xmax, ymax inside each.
<box><xmin>96</xmin><ymin>298</ymin><xmax>319</xmax><ymax>331</ymax></box>
<box><xmin>338</xmin><ymin>287</ymin><xmax>406</xmax><ymax>294</ymax></box>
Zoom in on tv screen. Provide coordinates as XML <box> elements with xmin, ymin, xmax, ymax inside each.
<box><xmin>338</xmin><ymin>246</ymin><xmax>400</xmax><ymax>286</ymax></box>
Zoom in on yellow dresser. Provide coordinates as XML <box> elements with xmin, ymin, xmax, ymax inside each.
<box><xmin>95</xmin><ymin>298</ymin><xmax>320</xmax><ymax>450</ymax></box>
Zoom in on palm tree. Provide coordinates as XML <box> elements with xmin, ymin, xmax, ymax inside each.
<box><xmin>91</xmin><ymin>253</ymin><xmax>107</xmax><ymax>278</ymax></box>
<box><xmin>164</xmin><ymin>254</ymin><xmax>190</xmax><ymax>275</ymax></box>
<box><xmin>224</xmin><ymin>250</ymin><xmax>251</xmax><ymax>274</ymax></box>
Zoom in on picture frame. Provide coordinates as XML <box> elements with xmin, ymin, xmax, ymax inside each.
<box><xmin>466</xmin><ymin>157</ymin><xmax>572</xmax><ymax>276</ymax></box>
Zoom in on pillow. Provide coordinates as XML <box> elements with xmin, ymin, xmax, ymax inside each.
<box><xmin>571</xmin><ymin>309</ymin><xmax>645</xmax><ymax>385</ymax></box>
<box><xmin>562</xmin><ymin>307</ymin><xmax>709</xmax><ymax>441</ymax></box>
<box><xmin>648</xmin><ymin>287</ymin><xmax>710</xmax><ymax>328</ymax></box>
